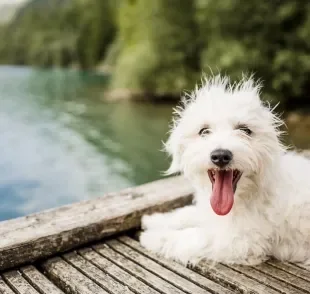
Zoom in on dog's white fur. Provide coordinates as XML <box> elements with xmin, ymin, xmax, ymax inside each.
<box><xmin>140</xmin><ymin>75</ymin><xmax>310</xmax><ymax>266</ymax></box>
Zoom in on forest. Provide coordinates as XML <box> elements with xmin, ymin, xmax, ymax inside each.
<box><xmin>0</xmin><ymin>0</ymin><xmax>309</xmax><ymax>109</ymax></box>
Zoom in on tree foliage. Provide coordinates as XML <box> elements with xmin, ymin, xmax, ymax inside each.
<box><xmin>196</xmin><ymin>0</ymin><xmax>310</xmax><ymax>108</ymax></box>
<box><xmin>0</xmin><ymin>0</ymin><xmax>309</xmax><ymax>108</ymax></box>
<box><xmin>110</xmin><ymin>0</ymin><xmax>199</xmax><ymax>98</ymax></box>
<box><xmin>0</xmin><ymin>0</ymin><xmax>117</xmax><ymax>69</ymax></box>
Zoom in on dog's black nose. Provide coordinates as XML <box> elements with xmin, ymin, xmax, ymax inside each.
<box><xmin>210</xmin><ymin>149</ymin><xmax>233</xmax><ymax>168</ymax></box>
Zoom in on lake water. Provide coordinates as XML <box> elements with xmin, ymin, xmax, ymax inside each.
<box><xmin>0</xmin><ymin>66</ymin><xmax>309</xmax><ymax>221</ymax></box>
<box><xmin>0</xmin><ymin>66</ymin><xmax>174</xmax><ymax>220</ymax></box>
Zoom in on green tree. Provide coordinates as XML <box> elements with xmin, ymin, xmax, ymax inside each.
<box><xmin>1</xmin><ymin>0</ymin><xmax>310</xmax><ymax>109</ymax></box>
<box><xmin>197</xmin><ymin>0</ymin><xmax>310</xmax><ymax>109</ymax></box>
<box><xmin>110</xmin><ymin>0</ymin><xmax>200</xmax><ymax>98</ymax></box>
<box><xmin>0</xmin><ymin>0</ymin><xmax>117</xmax><ymax>69</ymax></box>
<box><xmin>76</xmin><ymin>0</ymin><xmax>117</xmax><ymax>69</ymax></box>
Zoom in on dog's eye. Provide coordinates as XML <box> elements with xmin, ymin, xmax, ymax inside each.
<box><xmin>237</xmin><ymin>125</ymin><xmax>252</xmax><ymax>136</ymax></box>
<box><xmin>199</xmin><ymin>128</ymin><xmax>210</xmax><ymax>136</ymax></box>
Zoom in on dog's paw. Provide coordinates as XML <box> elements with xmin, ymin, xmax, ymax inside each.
<box><xmin>140</xmin><ymin>230</ymin><xmax>167</xmax><ymax>253</ymax></box>
<box><xmin>140</xmin><ymin>228</ymin><xmax>206</xmax><ymax>265</ymax></box>
<box><xmin>141</xmin><ymin>213</ymin><xmax>166</xmax><ymax>230</ymax></box>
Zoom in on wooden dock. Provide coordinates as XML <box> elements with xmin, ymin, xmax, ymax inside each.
<box><xmin>0</xmin><ymin>176</ymin><xmax>310</xmax><ymax>294</ymax></box>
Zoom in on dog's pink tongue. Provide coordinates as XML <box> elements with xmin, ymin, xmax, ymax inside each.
<box><xmin>210</xmin><ymin>170</ymin><xmax>234</xmax><ymax>215</ymax></box>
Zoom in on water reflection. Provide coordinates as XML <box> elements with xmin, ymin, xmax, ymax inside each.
<box><xmin>0</xmin><ymin>67</ymin><xmax>172</xmax><ymax>220</ymax></box>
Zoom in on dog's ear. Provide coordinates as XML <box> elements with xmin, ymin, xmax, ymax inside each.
<box><xmin>164</xmin><ymin>132</ymin><xmax>182</xmax><ymax>175</ymax></box>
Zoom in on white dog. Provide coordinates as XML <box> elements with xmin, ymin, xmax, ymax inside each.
<box><xmin>140</xmin><ymin>75</ymin><xmax>310</xmax><ymax>266</ymax></box>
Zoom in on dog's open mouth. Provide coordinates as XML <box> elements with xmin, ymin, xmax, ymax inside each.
<box><xmin>207</xmin><ymin>169</ymin><xmax>242</xmax><ymax>216</ymax></box>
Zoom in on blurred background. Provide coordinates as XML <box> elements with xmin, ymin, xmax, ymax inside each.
<box><xmin>0</xmin><ymin>0</ymin><xmax>309</xmax><ymax>220</ymax></box>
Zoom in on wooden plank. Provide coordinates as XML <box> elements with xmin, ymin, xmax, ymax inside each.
<box><xmin>20</xmin><ymin>265</ymin><xmax>64</xmax><ymax>294</ymax></box>
<box><xmin>290</xmin><ymin>262</ymin><xmax>310</xmax><ymax>271</ymax></box>
<box><xmin>80</xmin><ymin>248</ymin><xmax>160</xmax><ymax>294</ymax></box>
<box><xmin>0</xmin><ymin>176</ymin><xmax>193</xmax><ymax>271</ymax></box>
<box><xmin>194</xmin><ymin>261</ymin><xmax>280</xmax><ymax>294</ymax></box>
<box><xmin>229</xmin><ymin>264</ymin><xmax>306</xmax><ymax>294</ymax></box>
<box><xmin>253</xmin><ymin>263</ymin><xmax>310</xmax><ymax>293</ymax></box>
<box><xmin>267</xmin><ymin>260</ymin><xmax>310</xmax><ymax>282</ymax></box>
<box><xmin>42</xmin><ymin>257</ymin><xmax>110</xmax><ymax>294</ymax></box>
<box><xmin>0</xmin><ymin>278</ymin><xmax>15</xmax><ymax>294</ymax></box>
<box><xmin>63</xmin><ymin>252</ymin><xmax>135</xmax><ymax>294</ymax></box>
<box><xmin>118</xmin><ymin>236</ymin><xmax>234</xmax><ymax>294</ymax></box>
<box><xmin>3</xmin><ymin>271</ymin><xmax>40</xmax><ymax>294</ymax></box>
<box><xmin>107</xmin><ymin>239</ymin><xmax>213</xmax><ymax>294</ymax></box>
<box><xmin>94</xmin><ymin>243</ymin><xmax>186</xmax><ymax>294</ymax></box>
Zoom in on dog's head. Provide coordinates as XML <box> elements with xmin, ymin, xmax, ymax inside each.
<box><xmin>165</xmin><ymin>75</ymin><xmax>284</xmax><ymax>215</ymax></box>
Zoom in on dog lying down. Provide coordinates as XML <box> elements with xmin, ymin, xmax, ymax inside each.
<box><xmin>140</xmin><ymin>75</ymin><xmax>310</xmax><ymax>266</ymax></box>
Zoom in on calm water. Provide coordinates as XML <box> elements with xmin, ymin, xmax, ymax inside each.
<box><xmin>0</xmin><ymin>66</ymin><xmax>173</xmax><ymax>220</ymax></box>
<box><xmin>0</xmin><ymin>66</ymin><xmax>309</xmax><ymax>221</ymax></box>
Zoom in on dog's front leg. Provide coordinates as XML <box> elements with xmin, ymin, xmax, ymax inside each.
<box><xmin>140</xmin><ymin>227</ymin><xmax>208</xmax><ymax>265</ymax></box>
<box><xmin>140</xmin><ymin>225</ymin><xmax>269</xmax><ymax>266</ymax></box>
<box><xmin>141</xmin><ymin>205</ymin><xmax>200</xmax><ymax>231</ymax></box>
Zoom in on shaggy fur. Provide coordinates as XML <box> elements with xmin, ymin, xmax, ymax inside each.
<box><xmin>140</xmin><ymin>75</ymin><xmax>310</xmax><ymax>266</ymax></box>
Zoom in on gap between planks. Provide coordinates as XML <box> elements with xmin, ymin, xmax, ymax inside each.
<box><xmin>106</xmin><ymin>238</ymin><xmax>233</xmax><ymax>294</ymax></box>
<box><xmin>1</xmin><ymin>266</ymin><xmax>65</xmax><ymax>294</ymax></box>
<box><xmin>117</xmin><ymin>236</ymin><xmax>276</xmax><ymax>294</ymax></box>
<box><xmin>118</xmin><ymin>236</ymin><xmax>310</xmax><ymax>294</ymax></box>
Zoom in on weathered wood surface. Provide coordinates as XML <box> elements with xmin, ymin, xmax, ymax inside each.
<box><xmin>0</xmin><ymin>176</ymin><xmax>193</xmax><ymax>271</ymax></box>
<box><xmin>0</xmin><ymin>278</ymin><xmax>16</xmax><ymax>294</ymax></box>
<box><xmin>106</xmin><ymin>239</ymin><xmax>214</xmax><ymax>294</ymax></box>
<box><xmin>20</xmin><ymin>266</ymin><xmax>65</xmax><ymax>294</ymax></box>
<box><xmin>267</xmin><ymin>260</ymin><xmax>310</xmax><ymax>282</ymax></box>
<box><xmin>42</xmin><ymin>257</ymin><xmax>110</xmax><ymax>294</ymax></box>
<box><xmin>93</xmin><ymin>243</ymin><xmax>186</xmax><ymax>294</ymax></box>
<box><xmin>63</xmin><ymin>252</ymin><xmax>134</xmax><ymax>294</ymax></box>
<box><xmin>0</xmin><ymin>234</ymin><xmax>310</xmax><ymax>294</ymax></box>
<box><xmin>3</xmin><ymin>271</ymin><xmax>40</xmax><ymax>294</ymax></box>
<box><xmin>118</xmin><ymin>236</ymin><xmax>234</xmax><ymax>294</ymax></box>
<box><xmin>80</xmin><ymin>248</ymin><xmax>160</xmax><ymax>294</ymax></box>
